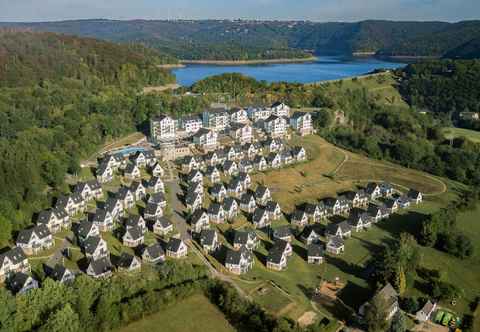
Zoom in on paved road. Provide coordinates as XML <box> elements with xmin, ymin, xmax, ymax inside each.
<box><xmin>46</xmin><ymin>237</ymin><xmax>72</xmax><ymax>267</ymax></box>
<box><xmin>166</xmin><ymin>179</ymin><xmax>191</xmax><ymax>242</ymax></box>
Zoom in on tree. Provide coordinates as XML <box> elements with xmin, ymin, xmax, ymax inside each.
<box><xmin>390</xmin><ymin>311</ymin><xmax>407</xmax><ymax>332</ymax></box>
<box><xmin>0</xmin><ymin>288</ymin><xmax>15</xmax><ymax>332</ymax></box>
<box><xmin>364</xmin><ymin>294</ymin><xmax>390</xmax><ymax>332</ymax></box>
<box><xmin>38</xmin><ymin>304</ymin><xmax>80</xmax><ymax>332</ymax></box>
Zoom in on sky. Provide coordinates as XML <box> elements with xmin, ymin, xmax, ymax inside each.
<box><xmin>0</xmin><ymin>0</ymin><xmax>478</xmax><ymax>22</ymax></box>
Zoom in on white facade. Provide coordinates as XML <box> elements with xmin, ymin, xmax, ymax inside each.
<box><xmin>151</xmin><ymin>115</ymin><xmax>176</xmax><ymax>141</ymax></box>
<box><xmin>271</xmin><ymin>102</ymin><xmax>291</xmax><ymax>117</ymax></box>
<box><xmin>264</xmin><ymin>116</ymin><xmax>287</xmax><ymax>138</ymax></box>
<box><xmin>290</xmin><ymin>112</ymin><xmax>313</xmax><ymax>136</ymax></box>
<box><xmin>193</xmin><ymin>129</ymin><xmax>218</xmax><ymax>149</ymax></box>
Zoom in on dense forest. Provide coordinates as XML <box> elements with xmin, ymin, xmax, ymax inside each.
<box><xmin>0</xmin><ymin>30</ymin><xmax>208</xmax><ymax>247</ymax></box>
<box><xmin>397</xmin><ymin>59</ymin><xmax>480</xmax><ymax>115</ymax></box>
<box><xmin>1</xmin><ymin>19</ymin><xmax>480</xmax><ymax>60</ymax></box>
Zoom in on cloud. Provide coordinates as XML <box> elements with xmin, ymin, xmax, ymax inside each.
<box><xmin>0</xmin><ymin>0</ymin><xmax>477</xmax><ymax>22</ymax></box>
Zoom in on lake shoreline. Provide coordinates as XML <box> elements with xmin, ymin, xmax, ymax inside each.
<box><xmin>179</xmin><ymin>56</ymin><xmax>317</xmax><ymax>66</ymax></box>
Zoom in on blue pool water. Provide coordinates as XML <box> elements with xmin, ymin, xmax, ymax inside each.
<box><xmin>172</xmin><ymin>56</ymin><xmax>405</xmax><ymax>86</ymax></box>
<box><xmin>115</xmin><ymin>147</ymin><xmax>146</xmax><ymax>156</ymax></box>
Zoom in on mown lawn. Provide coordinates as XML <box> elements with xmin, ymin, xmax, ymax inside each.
<box><xmin>116</xmin><ymin>294</ymin><xmax>235</xmax><ymax>332</ymax></box>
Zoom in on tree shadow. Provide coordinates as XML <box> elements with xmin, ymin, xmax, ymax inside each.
<box><xmin>375</xmin><ymin>210</ymin><xmax>429</xmax><ymax>238</ymax></box>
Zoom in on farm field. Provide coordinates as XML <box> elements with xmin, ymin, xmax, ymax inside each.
<box><xmin>442</xmin><ymin>127</ymin><xmax>480</xmax><ymax>143</ymax></box>
<box><xmin>116</xmin><ymin>294</ymin><xmax>235</xmax><ymax>332</ymax></box>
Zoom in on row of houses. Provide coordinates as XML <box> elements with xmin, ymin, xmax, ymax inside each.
<box><xmin>150</xmin><ymin>103</ymin><xmax>313</xmax><ymax>151</ymax></box>
<box><xmin>96</xmin><ymin>150</ymin><xmax>164</xmax><ymax>184</ymax></box>
<box><xmin>181</xmin><ymin>144</ymin><xmax>307</xmax><ymax>175</ymax></box>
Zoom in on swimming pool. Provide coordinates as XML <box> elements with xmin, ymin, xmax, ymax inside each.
<box><xmin>113</xmin><ymin>146</ymin><xmax>147</xmax><ymax>156</ymax></box>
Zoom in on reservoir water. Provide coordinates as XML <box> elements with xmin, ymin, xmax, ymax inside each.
<box><xmin>172</xmin><ymin>56</ymin><xmax>405</xmax><ymax>86</ymax></box>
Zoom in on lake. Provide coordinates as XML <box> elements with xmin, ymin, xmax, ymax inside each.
<box><xmin>172</xmin><ymin>56</ymin><xmax>405</xmax><ymax>86</ymax></box>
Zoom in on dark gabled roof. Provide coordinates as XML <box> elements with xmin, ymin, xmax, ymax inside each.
<box><xmin>130</xmin><ymin>181</ymin><xmax>145</xmax><ymax>192</ymax></box>
<box><xmin>255</xmin><ymin>185</ymin><xmax>269</xmax><ymax>198</ymax></box>
<box><xmin>210</xmin><ymin>183</ymin><xmax>226</xmax><ymax>195</ymax></box>
<box><xmin>301</xmin><ymin>225</ymin><xmax>322</xmax><ymax>238</ymax></box>
<box><xmin>193</xmin><ymin>128</ymin><xmax>213</xmax><ymax>138</ymax></box>
<box><xmin>187</xmin><ymin>170</ymin><xmax>202</xmax><ymax>181</ymax></box>
<box><xmin>83</xmin><ymin>236</ymin><xmax>103</xmax><ymax>254</ymax></box>
<box><xmin>366</xmin><ymin>182</ymin><xmax>380</xmax><ymax>193</ymax></box>
<box><xmin>185</xmin><ymin>191</ymin><xmax>201</xmax><ymax>205</ymax></box>
<box><xmin>271</xmin><ymin>101</ymin><xmax>284</xmax><ymax>108</ymax></box>
<box><xmin>8</xmin><ymin>272</ymin><xmax>35</xmax><ymax>292</ymax></box>
<box><xmin>87</xmin><ymin>179</ymin><xmax>102</xmax><ymax>190</ymax></box>
<box><xmin>292</xmin><ymin>209</ymin><xmax>307</xmax><ymax>221</ymax></box>
<box><xmin>152</xmin><ymin>114</ymin><xmax>173</xmax><ymax>122</ymax></box>
<box><xmin>237</xmin><ymin>172</ymin><xmax>249</xmax><ymax>181</ymax></box>
<box><xmin>148</xmin><ymin>192</ymin><xmax>166</xmax><ymax>204</ymax></box>
<box><xmin>116</xmin><ymin>187</ymin><xmax>132</xmax><ymax>200</ymax></box>
<box><xmin>252</xmin><ymin>208</ymin><xmax>268</xmax><ymax>222</ymax></box>
<box><xmin>240</xmin><ymin>193</ymin><xmax>254</xmax><ymax>204</ymax></box>
<box><xmin>97</xmin><ymin>161</ymin><xmax>111</xmax><ymax>175</ymax></box>
<box><xmin>105</xmin><ymin>196</ymin><xmax>122</xmax><ymax>209</ymax></box>
<box><xmin>200</xmin><ymin>229</ymin><xmax>216</xmax><ymax>245</ymax></box>
<box><xmin>407</xmin><ymin>189</ymin><xmax>421</xmax><ymax>199</ymax></box>
<box><xmin>166</xmin><ymin>238</ymin><xmax>184</xmax><ymax>252</ymax></box>
<box><xmin>117</xmin><ymin>252</ymin><xmax>139</xmax><ymax>269</ymax></box>
<box><xmin>230</xmin><ymin>122</ymin><xmax>246</xmax><ymax>131</ymax></box>
<box><xmin>183</xmin><ymin>155</ymin><xmax>199</xmax><ymax>164</ymax></box>
<box><xmin>145</xmin><ymin>202</ymin><xmax>162</xmax><ymax>216</ymax></box>
<box><xmin>233</xmin><ymin>230</ymin><xmax>256</xmax><ymax>245</ymax></box>
<box><xmin>93</xmin><ymin>209</ymin><xmax>111</xmax><ymax>224</ymax></box>
<box><xmin>267</xmin><ymin>248</ymin><xmax>285</xmax><ymax>264</ymax></box>
<box><xmin>223</xmin><ymin>160</ymin><xmax>236</xmax><ymax>170</ymax></box>
<box><xmin>265</xmin><ymin>114</ymin><xmax>280</xmax><ymax>122</ymax></box>
<box><xmin>190</xmin><ymin>209</ymin><xmax>208</xmax><ymax>224</ymax></box>
<box><xmin>385</xmin><ymin>199</ymin><xmax>398</xmax><ymax>209</ymax></box>
<box><xmin>148</xmin><ymin>176</ymin><xmax>163</xmax><ymax>187</ymax></box>
<box><xmin>223</xmin><ymin>197</ymin><xmax>237</xmax><ymax>211</ymax></box>
<box><xmin>271</xmin><ymin>239</ymin><xmax>290</xmax><ymax>254</ymax></box>
<box><xmin>74</xmin><ymin>182</ymin><xmax>89</xmax><ymax>194</ymax></box>
<box><xmin>207</xmin><ymin>203</ymin><xmax>223</xmax><ymax>215</ymax></box>
<box><xmin>266</xmin><ymin>152</ymin><xmax>280</xmax><ymax>163</ymax></box>
<box><xmin>125</xmin><ymin>226</ymin><xmax>143</xmax><ymax>241</ymax></box>
<box><xmin>125</xmin><ymin>215</ymin><xmax>144</xmax><ymax>228</ymax></box>
<box><xmin>307</xmin><ymin>244</ymin><xmax>324</xmax><ymax>257</ymax></box>
<box><xmin>37</xmin><ymin>210</ymin><xmax>55</xmax><ymax>224</ymax></box>
<box><xmin>239</xmin><ymin>159</ymin><xmax>252</xmax><ymax>167</ymax></box>
<box><xmin>273</xmin><ymin>226</ymin><xmax>292</xmax><ymax>238</ymax></box>
<box><xmin>327</xmin><ymin>221</ymin><xmax>352</xmax><ymax>234</ymax></box>
<box><xmin>253</xmin><ymin>155</ymin><xmax>266</xmax><ymax>164</ymax></box>
<box><xmin>1</xmin><ymin>247</ymin><xmax>27</xmax><ymax>266</ymax></box>
<box><xmin>265</xmin><ymin>201</ymin><xmax>280</xmax><ymax>212</ymax></box>
<box><xmin>88</xmin><ymin>257</ymin><xmax>112</xmax><ymax>275</ymax></box>
<box><xmin>155</xmin><ymin>217</ymin><xmax>172</xmax><ymax>229</ymax></box>
<box><xmin>303</xmin><ymin>203</ymin><xmax>319</xmax><ymax>215</ymax></box>
<box><xmin>228</xmin><ymin>178</ymin><xmax>242</xmax><ymax>190</ymax></box>
<box><xmin>327</xmin><ymin>235</ymin><xmax>344</xmax><ymax>248</ymax></box>
<box><xmin>17</xmin><ymin>224</ymin><xmax>51</xmax><ymax>244</ymax></box>
<box><xmin>205</xmin><ymin>165</ymin><xmax>219</xmax><ymax>175</ymax></box>
<box><xmin>225</xmin><ymin>248</ymin><xmax>242</xmax><ymax>265</ymax></box>
<box><xmin>125</xmin><ymin>163</ymin><xmax>138</xmax><ymax>173</ymax></box>
<box><xmin>51</xmin><ymin>264</ymin><xmax>73</xmax><ymax>281</ymax></box>
<box><xmin>144</xmin><ymin>243</ymin><xmax>164</xmax><ymax>258</ymax></box>
<box><xmin>77</xmin><ymin>220</ymin><xmax>96</xmax><ymax>238</ymax></box>
<box><xmin>227</xmin><ymin>107</ymin><xmax>245</xmax><ymax>115</ymax></box>
<box><xmin>375</xmin><ymin>283</ymin><xmax>398</xmax><ymax>307</ymax></box>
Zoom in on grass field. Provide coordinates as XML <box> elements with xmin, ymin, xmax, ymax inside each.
<box><xmin>252</xmin><ymin>135</ymin><xmax>446</xmax><ymax>212</ymax></box>
<box><xmin>117</xmin><ymin>294</ymin><xmax>235</xmax><ymax>332</ymax></box>
<box><xmin>442</xmin><ymin>127</ymin><xmax>480</xmax><ymax>143</ymax></box>
<box><xmin>243</xmin><ymin>133</ymin><xmax>480</xmax><ymax>323</ymax></box>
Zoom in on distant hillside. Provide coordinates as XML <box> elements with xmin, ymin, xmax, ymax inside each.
<box><xmin>0</xmin><ymin>29</ymin><xmax>175</xmax><ymax>88</ymax></box>
<box><xmin>1</xmin><ymin>19</ymin><xmax>480</xmax><ymax>60</ymax></box>
<box><xmin>445</xmin><ymin>37</ymin><xmax>480</xmax><ymax>59</ymax></box>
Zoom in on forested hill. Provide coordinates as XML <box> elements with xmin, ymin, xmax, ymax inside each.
<box><xmin>1</xmin><ymin>19</ymin><xmax>480</xmax><ymax>60</ymax></box>
<box><xmin>0</xmin><ymin>30</ymin><xmax>177</xmax><ymax>245</ymax></box>
<box><xmin>0</xmin><ymin>29</ymin><xmax>176</xmax><ymax>88</ymax></box>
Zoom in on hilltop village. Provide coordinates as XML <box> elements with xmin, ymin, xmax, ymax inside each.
<box><xmin>0</xmin><ymin>102</ymin><xmax>424</xmax><ymax>324</ymax></box>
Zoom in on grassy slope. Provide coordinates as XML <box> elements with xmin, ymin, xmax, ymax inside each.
<box><xmin>116</xmin><ymin>294</ymin><xmax>235</xmax><ymax>332</ymax></box>
<box><xmin>442</xmin><ymin>127</ymin><xmax>480</xmax><ymax>143</ymax></box>
<box><xmin>245</xmin><ymin>134</ymin><xmax>478</xmax><ymax>322</ymax></box>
